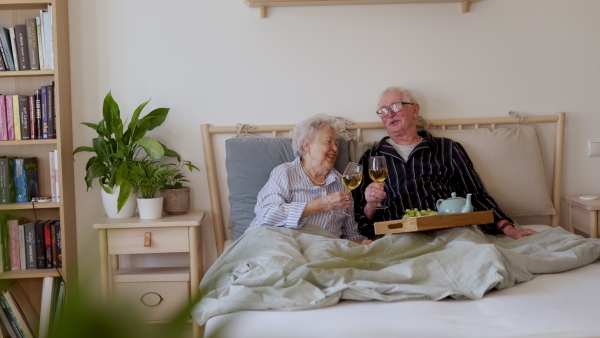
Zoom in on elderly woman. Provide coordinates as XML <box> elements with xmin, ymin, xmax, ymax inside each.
<box><xmin>246</xmin><ymin>114</ymin><xmax>371</xmax><ymax>245</ymax></box>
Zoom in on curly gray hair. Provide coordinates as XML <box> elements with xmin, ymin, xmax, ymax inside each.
<box><xmin>378</xmin><ymin>86</ymin><xmax>418</xmax><ymax>105</ymax></box>
<box><xmin>292</xmin><ymin>114</ymin><xmax>339</xmax><ymax>158</ymax></box>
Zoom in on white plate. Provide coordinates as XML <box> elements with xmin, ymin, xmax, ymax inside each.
<box><xmin>579</xmin><ymin>195</ymin><xmax>600</xmax><ymax>200</ymax></box>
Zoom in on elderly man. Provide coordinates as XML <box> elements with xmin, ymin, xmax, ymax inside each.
<box><xmin>353</xmin><ymin>87</ymin><xmax>537</xmax><ymax>240</ymax></box>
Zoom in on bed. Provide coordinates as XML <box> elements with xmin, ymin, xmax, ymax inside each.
<box><xmin>195</xmin><ymin>112</ymin><xmax>600</xmax><ymax>337</ymax></box>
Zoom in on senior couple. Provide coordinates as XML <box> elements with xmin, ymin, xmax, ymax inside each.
<box><xmin>246</xmin><ymin>87</ymin><xmax>537</xmax><ymax>243</ymax></box>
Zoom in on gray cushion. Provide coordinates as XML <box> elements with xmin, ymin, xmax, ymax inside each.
<box><xmin>226</xmin><ymin>137</ymin><xmax>350</xmax><ymax>240</ymax></box>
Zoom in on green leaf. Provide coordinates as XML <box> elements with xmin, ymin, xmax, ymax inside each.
<box><xmin>117</xmin><ymin>182</ymin><xmax>132</xmax><ymax>212</ymax></box>
<box><xmin>141</xmin><ymin>108</ymin><xmax>169</xmax><ymax>131</ymax></box>
<box><xmin>103</xmin><ymin>92</ymin><xmax>122</xmax><ymax>137</ymax></box>
<box><xmin>73</xmin><ymin>146</ymin><xmax>94</xmax><ymax>155</ymax></box>
<box><xmin>115</xmin><ymin>162</ymin><xmax>129</xmax><ymax>186</ymax></box>
<box><xmin>134</xmin><ymin>137</ymin><xmax>164</xmax><ymax>159</ymax></box>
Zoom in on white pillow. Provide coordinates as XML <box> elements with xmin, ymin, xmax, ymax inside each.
<box><xmin>429</xmin><ymin>125</ymin><xmax>555</xmax><ymax>217</ymax></box>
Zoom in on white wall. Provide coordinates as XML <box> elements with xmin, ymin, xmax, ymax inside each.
<box><xmin>68</xmin><ymin>0</ymin><xmax>600</xmax><ymax>296</ymax></box>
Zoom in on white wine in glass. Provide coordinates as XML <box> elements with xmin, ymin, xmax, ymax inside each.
<box><xmin>369</xmin><ymin>156</ymin><xmax>388</xmax><ymax>209</ymax></box>
<box><xmin>339</xmin><ymin>162</ymin><xmax>362</xmax><ymax>216</ymax></box>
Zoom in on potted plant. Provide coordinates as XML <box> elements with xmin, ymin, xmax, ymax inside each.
<box><xmin>128</xmin><ymin>159</ymin><xmax>169</xmax><ymax>219</ymax></box>
<box><xmin>160</xmin><ymin>160</ymin><xmax>200</xmax><ymax>214</ymax></box>
<box><xmin>73</xmin><ymin>92</ymin><xmax>180</xmax><ymax>218</ymax></box>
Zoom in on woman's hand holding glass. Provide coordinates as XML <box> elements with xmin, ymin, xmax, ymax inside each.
<box><xmin>338</xmin><ymin>162</ymin><xmax>363</xmax><ymax>216</ymax></box>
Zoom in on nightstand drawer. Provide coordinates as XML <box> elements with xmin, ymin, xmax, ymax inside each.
<box><xmin>113</xmin><ymin>281</ymin><xmax>190</xmax><ymax>321</ymax></box>
<box><xmin>107</xmin><ymin>227</ymin><xmax>190</xmax><ymax>254</ymax></box>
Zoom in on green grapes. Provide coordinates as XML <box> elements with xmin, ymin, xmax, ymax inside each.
<box><xmin>402</xmin><ymin>208</ymin><xmax>438</xmax><ymax>219</ymax></box>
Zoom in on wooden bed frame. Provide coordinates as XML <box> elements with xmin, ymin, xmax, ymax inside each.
<box><xmin>201</xmin><ymin>113</ymin><xmax>566</xmax><ymax>256</ymax></box>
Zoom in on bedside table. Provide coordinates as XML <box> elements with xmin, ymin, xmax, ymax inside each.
<box><xmin>93</xmin><ymin>210</ymin><xmax>205</xmax><ymax>337</ymax></box>
<box><xmin>563</xmin><ymin>196</ymin><xmax>600</xmax><ymax>238</ymax></box>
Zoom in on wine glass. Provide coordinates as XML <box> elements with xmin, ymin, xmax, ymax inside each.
<box><xmin>339</xmin><ymin>162</ymin><xmax>363</xmax><ymax>216</ymax></box>
<box><xmin>368</xmin><ymin>156</ymin><xmax>388</xmax><ymax>209</ymax></box>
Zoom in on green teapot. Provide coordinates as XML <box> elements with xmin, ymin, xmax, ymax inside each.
<box><xmin>436</xmin><ymin>192</ymin><xmax>473</xmax><ymax>215</ymax></box>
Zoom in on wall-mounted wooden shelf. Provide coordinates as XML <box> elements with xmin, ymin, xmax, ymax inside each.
<box><xmin>245</xmin><ymin>0</ymin><xmax>481</xmax><ymax>18</ymax></box>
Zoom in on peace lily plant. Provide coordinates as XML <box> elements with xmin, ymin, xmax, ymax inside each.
<box><xmin>74</xmin><ymin>92</ymin><xmax>181</xmax><ymax>213</ymax></box>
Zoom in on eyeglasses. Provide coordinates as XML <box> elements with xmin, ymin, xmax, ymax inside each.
<box><xmin>376</xmin><ymin>102</ymin><xmax>415</xmax><ymax>118</ymax></box>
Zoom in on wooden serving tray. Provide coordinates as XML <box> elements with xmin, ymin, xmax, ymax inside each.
<box><xmin>374</xmin><ymin>210</ymin><xmax>494</xmax><ymax>235</ymax></box>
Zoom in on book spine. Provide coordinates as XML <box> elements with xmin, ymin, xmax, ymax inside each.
<box><xmin>18</xmin><ymin>224</ymin><xmax>25</xmax><ymax>270</ymax></box>
<box><xmin>2</xmin><ymin>290</ymin><xmax>34</xmax><ymax>338</ymax></box>
<box><xmin>7</xmin><ymin>220</ymin><xmax>20</xmax><ymax>271</ymax></box>
<box><xmin>24</xmin><ymin>158</ymin><xmax>38</xmax><ymax>202</ymax></box>
<box><xmin>0</xmin><ymin>95</ymin><xmax>7</xmax><ymax>141</ymax></box>
<box><xmin>8</xmin><ymin>283</ymin><xmax>39</xmax><ymax>336</ymax></box>
<box><xmin>40</xmin><ymin>87</ymin><xmax>47</xmax><ymax>139</ymax></box>
<box><xmin>46</xmin><ymin>85</ymin><xmax>54</xmax><ymax>139</ymax></box>
<box><xmin>0</xmin><ymin>217</ymin><xmax>10</xmax><ymax>272</ymax></box>
<box><xmin>54</xmin><ymin>150</ymin><xmax>59</xmax><ymax>202</ymax></box>
<box><xmin>11</xmin><ymin>96</ymin><xmax>20</xmax><ymax>141</ymax></box>
<box><xmin>52</xmin><ymin>220</ymin><xmax>61</xmax><ymax>268</ymax></box>
<box><xmin>17</xmin><ymin>96</ymin><xmax>30</xmax><ymax>141</ymax></box>
<box><xmin>43</xmin><ymin>221</ymin><xmax>52</xmax><ymax>268</ymax></box>
<box><xmin>0</xmin><ymin>158</ymin><xmax>15</xmax><ymax>204</ymax></box>
<box><xmin>5</xmin><ymin>96</ymin><xmax>14</xmax><ymax>141</ymax></box>
<box><xmin>8</xmin><ymin>28</ymin><xmax>19</xmax><ymax>72</ymax></box>
<box><xmin>12</xmin><ymin>159</ymin><xmax>26</xmax><ymax>203</ymax></box>
<box><xmin>0</xmin><ymin>38</ymin><xmax>7</xmax><ymax>71</ymax></box>
<box><xmin>34</xmin><ymin>90</ymin><xmax>41</xmax><ymax>139</ymax></box>
<box><xmin>48</xmin><ymin>151</ymin><xmax>56</xmax><ymax>202</ymax></box>
<box><xmin>38</xmin><ymin>277</ymin><xmax>55</xmax><ymax>338</ymax></box>
<box><xmin>34</xmin><ymin>221</ymin><xmax>45</xmax><ymax>269</ymax></box>
<box><xmin>42</xmin><ymin>10</ymin><xmax>53</xmax><ymax>70</ymax></box>
<box><xmin>0</xmin><ymin>28</ymin><xmax>15</xmax><ymax>71</ymax></box>
<box><xmin>28</xmin><ymin>95</ymin><xmax>35</xmax><ymax>140</ymax></box>
<box><xmin>24</xmin><ymin>223</ymin><xmax>36</xmax><ymax>270</ymax></box>
<box><xmin>36</xmin><ymin>17</ymin><xmax>44</xmax><ymax>71</ymax></box>
<box><xmin>13</xmin><ymin>25</ymin><xmax>29</xmax><ymax>71</ymax></box>
<box><xmin>0</xmin><ymin>296</ymin><xmax>20</xmax><ymax>338</ymax></box>
<box><xmin>25</xmin><ymin>18</ymin><xmax>40</xmax><ymax>71</ymax></box>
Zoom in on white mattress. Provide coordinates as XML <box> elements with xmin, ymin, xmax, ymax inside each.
<box><xmin>206</xmin><ymin>226</ymin><xmax>600</xmax><ymax>338</ymax></box>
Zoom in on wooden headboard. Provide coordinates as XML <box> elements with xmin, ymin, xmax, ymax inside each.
<box><xmin>201</xmin><ymin>113</ymin><xmax>566</xmax><ymax>256</ymax></box>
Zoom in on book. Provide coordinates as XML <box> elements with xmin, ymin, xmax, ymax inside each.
<box><xmin>34</xmin><ymin>90</ymin><xmax>41</xmax><ymax>139</ymax></box>
<box><xmin>5</xmin><ymin>96</ymin><xmax>14</xmax><ymax>141</ymax></box>
<box><xmin>7</xmin><ymin>220</ymin><xmax>19</xmax><ymax>271</ymax></box>
<box><xmin>46</xmin><ymin>85</ymin><xmax>54</xmax><ymax>139</ymax></box>
<box><xmin>1</xmin><ymin>289</ymin><xmax>35</xmax><ymax>338</ymax></box>
<box><xmin>0</xmin><ymin>157</ymin><xmax>15</xmax><ymax>204</ymax></box>
<box><xmin>35</xmin><ymin>17</ymin><xmax>44</xmax><ymax>71</ymax></box>
<box><xmin>7</xmin><ymin>28</ymin><xmax>19</xmax><ymax>72</ymax></box>
<box><xmin>11</xmin><ymin>96</ymin><xmax>20</xmax><ymax>141</ymax></box>
<box><xmin>53</xmin><ymin>150</ymin><xmax>58</xmax><ymax>202</ymax></box>
<box><xmin>41</xmin><ymin>9</ymin><xmax>53</xmax><ymax>70</ymax></box>
<box><xmin>34</xmin><ymin>221</ymin><xmax>45</xmax><ymax>269</ymax></box>
<box><xmin>13</xmin><ymin>25</ymin><xmax>29</xmax><ymax>71</ymax></box>
<box><xmin>0</xmin><ymin>28</ymin><xmax>15</xmax><ymax>71</ymax></box>
<box><xmin>27</xmin><ymin>96</ymin><xmax>35</xmax><ymax>140</ymax></box>
<box><xmin>13</xmin><ymin>157</ymin><xmax>38</xmax><ymax>203</ymax></box>
<box><xmin>43</xmin><ymin>220</ymin><xmax>53</xmax><ymax>268</ymax></box>
<box><xmin>53</xmin><ymin>279</ymin><xmax>64</xmax><ymax>324</ymax></box>
<box><xmin>48</xmin><ymin>151</ymin><xmax>56</xmax><ymax>202</ymax></box>
<box><xmin>40</xmin><ymin>86</ymin><xmax>47</xmax><ymax>139</ymax></box>
<box><xmin>25</xmin><ymin>18</ymin><xmax>40</xmax><ymax>71</ymax></box>
<box><xmin>0</xmin><ymin>216</ymin><xmax>9</xmax><ymax>272</ymax></box>
<box><xmin>38</xmin><ymin>277</ymin><xmax>55</xmax><ymax>338</ymax></box>
<box><xmin>51</xmin><ymin>219</ymin><xmax>61</xmax><ymax>268</ymax></box>
<box><xmin>23</xmin><ymin>223</ymin><xmax>36</xmax><ymax>270</ymax></box>
<box><xmin>17</xmin><ymin>225</ymin><xmax>25</xmax><ymax>270</ymax></box>
<box><xmin>18</xmin><ymin>96</ymin><xmax>31</xmax><ymax>141</ymax></box>
<box><xmin>0</xmin><ymin>296</ymin><xmax>19</xmax><ymax>338</ymax></box>
<box><xmin>7</xmin><ymin>283</ymin><xmax>39</xmax><ymax>337</ymax></box>
<box><xmin>0</xmin><ymin>308</ymin><xmax>12</xmax><ymax>337</ymax></box>
<box><xmin>0</xmin><ymin>95</ymin><xmax>7</xmax><ymax>140</ymax></box>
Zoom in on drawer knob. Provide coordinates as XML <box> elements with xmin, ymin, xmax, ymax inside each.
<box><xmin>140</xmin><ymin>292</ymin><xmax>164</xmax><ymax>307</ymax></box>
<box><xmin>144</xmin><ymin>232</ymin><xmax>152</xmax><ymax>247</ymax></box>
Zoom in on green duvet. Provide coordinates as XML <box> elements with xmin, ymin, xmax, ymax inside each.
<box><xmin>192</xmin><ymin>225</ymin><xmax>600</xmax><ymax>326</ymax></box>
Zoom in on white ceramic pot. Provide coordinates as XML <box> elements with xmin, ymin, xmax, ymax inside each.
<box><xmin>101</xmin><ymin>186</ymin><xmax>137</xmax><ymax>218</ymax></box>
<box><xmin>137</xmin><ymin>197</ymin><xmax>164</xmax><ymax>220</ymax></box>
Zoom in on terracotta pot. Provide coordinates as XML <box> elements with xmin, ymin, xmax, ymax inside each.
<box><xmin>161</xmin><ymin>187</ymin><xmax>190</xmax><ymax>214</ymax></box>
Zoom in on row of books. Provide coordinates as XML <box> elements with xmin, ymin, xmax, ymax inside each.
<box><xmin>0</xmin><ymin>5</ymin><xmax>54</xmax><ymax>72</ymax></box>
<box><xmin>0</xmin><ymin>216</ymin><xmax>62</xmax><ymax>273</ymax></box>
<box><xmin>0</xmin><ymin>157</ymin><xmax>38</xmax><ymax>205</ymax></box>
<box><xmin>0</xmin><ymin>83</ymin><xmax>57</xmax><ymax>141</ymax></box>
<box><xmin>0</xmin><ymin>277</ymin><xmax>64</xmax><ymax>338</ymax></box>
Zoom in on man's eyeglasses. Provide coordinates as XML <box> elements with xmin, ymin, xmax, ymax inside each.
<box><xmin>376</xmin><ymin>102</ymin><xmax>415</xmax><ymax>118</ymax></box>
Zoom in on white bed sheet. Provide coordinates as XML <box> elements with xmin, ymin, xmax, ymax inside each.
<box><xmin>205</xmin><ymin>226</ymin><xmax>600</xmax><ymax>338</ymax></box>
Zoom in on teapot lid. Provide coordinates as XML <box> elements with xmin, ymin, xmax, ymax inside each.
<box><xmin>447</xmin><ymin>192</ymin><xmax>464</xmax><ymax>200</ymax></box>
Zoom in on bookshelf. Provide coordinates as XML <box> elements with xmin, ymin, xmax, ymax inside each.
<box><xmin>0</xmin><ymin>0</ymin><xmax>76</xmax><ymax>337</ymax></box>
